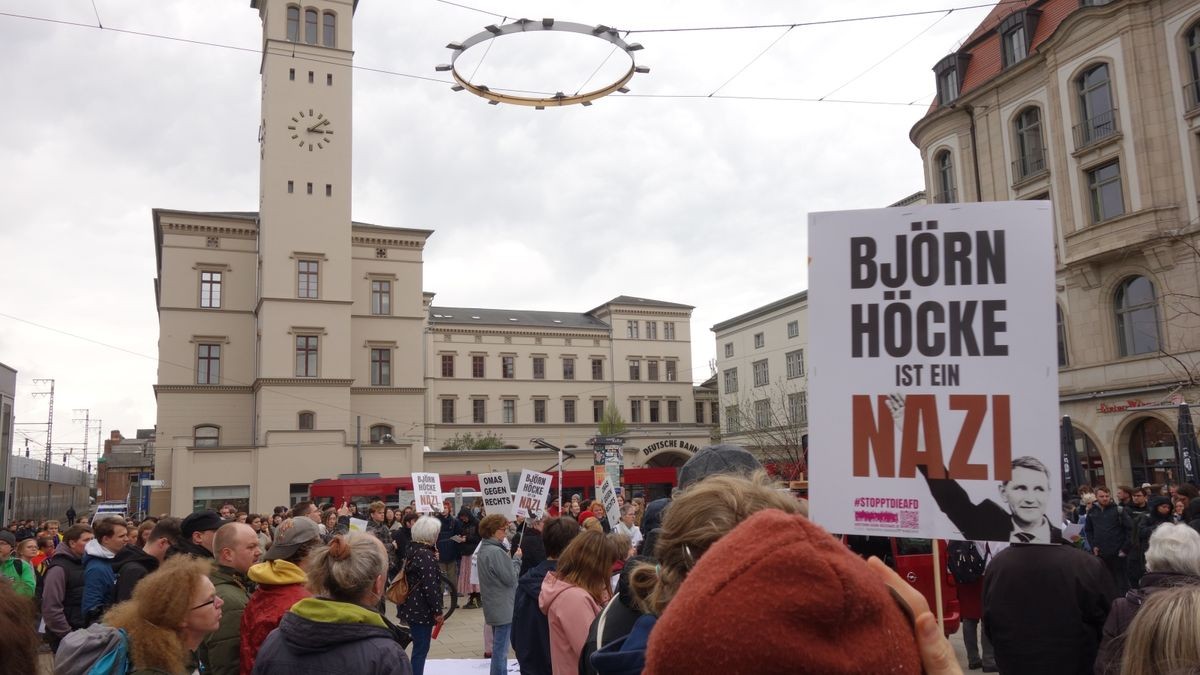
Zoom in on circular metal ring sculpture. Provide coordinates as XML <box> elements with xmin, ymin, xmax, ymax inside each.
<box><xmin>436</xmin><ymin>19</ymin><xmax>649</xmax><ymax>109</ymax></box>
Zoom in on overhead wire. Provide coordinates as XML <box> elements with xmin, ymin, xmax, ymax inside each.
<box><xmin>820</xmin><ymin>9</ymin><xmax>954</xmax><ymax>100</ymax></box>
<box><xmin>707</xmin><ymin>25</ymin><xmax>794</xmax><ymax>97</ymax></box>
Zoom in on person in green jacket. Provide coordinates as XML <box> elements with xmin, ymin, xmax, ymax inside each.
<box><xmin>0</xmin><ymin>531</ymin><xmax>35</xmax><ymax>597</ymax></box>
<box><xmin>199</xmin><ymin>522</ymin><xmax>261</xmax><ymax>675</ymax></box>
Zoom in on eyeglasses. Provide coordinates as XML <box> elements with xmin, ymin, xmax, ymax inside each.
<box><xmin>191</xmin><ymin>596</ymin><xmax>218</xmax><ymax>610</ymax></box>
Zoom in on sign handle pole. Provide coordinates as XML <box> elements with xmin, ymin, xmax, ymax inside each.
<box><xmin>557</xmin><ymin>447</ymin><xmax>563</xmax><ymax>514</ymax></box>
<box><xmin>932</xmin><ymin>540</ymin><xmax>945</xmax><ymax>634</ymax></box>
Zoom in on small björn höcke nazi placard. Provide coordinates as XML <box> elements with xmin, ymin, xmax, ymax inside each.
<box><xmin>807</xmin><ymin>202</ymin><xmax>1060</xmax><ymax>544</ymax></box>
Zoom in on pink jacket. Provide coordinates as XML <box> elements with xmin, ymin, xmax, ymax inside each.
<box><xmin>538</xmin><ymin>571</ymin><xmax>606</xmax><ymax>675</ymax></box>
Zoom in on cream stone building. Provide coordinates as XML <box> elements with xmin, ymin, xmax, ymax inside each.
<box><xmin>152</xmin><ymin>1</ymin><xmax>710</xmax><ymax>514</ymax></box>
<box><xmin>910</xmin><ymin>0</ymin><xmax>1200</xmax><ymax>487</ymax></box>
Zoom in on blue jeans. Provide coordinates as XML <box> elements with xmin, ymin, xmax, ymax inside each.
<box><xmin>410</xmin><ymin>623</ymin><xmax>433</xmax><ymax>675</ymax></box>
<box><xmin>490</xmin><ymin>623</ymin><xmax>511</xmax><ymax>675</ymax></box>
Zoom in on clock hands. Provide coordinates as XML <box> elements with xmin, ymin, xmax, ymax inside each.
<box><xmin>306</xmin><ymin>118</ymin><xmax>331</xmax><ymax>133</ymax></box>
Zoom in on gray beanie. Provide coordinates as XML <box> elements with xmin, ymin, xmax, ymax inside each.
<box><xmin>677</xmin><ymin>444</ymin><xmax>762</xmax><ymax>490</ymax></box>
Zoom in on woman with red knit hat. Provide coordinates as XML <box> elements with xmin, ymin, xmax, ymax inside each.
<box><xmin>539</xmin><ymin>530</ymin><xmax>622</xmax><ymax>675</ymax></box>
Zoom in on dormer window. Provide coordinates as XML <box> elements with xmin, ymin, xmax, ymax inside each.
<box><xmin>1000</xmin><ymin>10</ymin><xmax>1040</xmax><ymax>69</ymax></box>
<box><xmin>934</xmin><ymin>53</ymin><xmax>970</xmax><ymax>105</ymax></box>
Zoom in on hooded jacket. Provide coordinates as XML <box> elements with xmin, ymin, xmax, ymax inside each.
<box><xmin>588</xmin><ymin>614</ymin><xmax>658</xmax><ymax>675</ymax></box>
<box><xmin>240</xmin><ymin>560</ymin><xmax>311</xmax><ymax>675</ymax></box>
<box><xmin>456</xmin><ymin>508</ymin><xmax>481</xmax><ymax>558</ymax></box>
<box><xmin>0</xmin><ymin>555</ymin><xmax>35</xmax><ymax>597</ymax></box>
<box><xmin>435</xmin><ymin>512</ymin><xmax>463</xmax><ymax>563</ymax></box>
<box><xmin>81</xmin><ymin>538</ymin><xmax>119</xmax><ymax>622</ymax></box>
<box><xmin>43</xmin><ymin>541</ymin><xmax>86</xmax><ymax>637</ymax></box>
<box><xmin>512</xmin><ymin>559</ymin><xmax>556</xmax><ymax>675</ymax></box>
<box><xmin>113</xmin><ymin>544</ymin><xmax>161</xmax><ymax>603</ymax></box>
<box><xmin>1094</xmin><ymin>571</ymin><xmax>1200</xmax><ymax>674</ymax></box>
<box><xmin>582</xmin><ymin>556</ymin><xmax>651</xmax><ymax>675</ymax></box>
<box><xmin>477</xmin><ymin>537</ymin><xmax>521</xmax><ymax>626</ymax></box>
<box><xmin>539</xmin><ymin>571</ymin><xmax>605</xmax><ymax>675</ymax></box>
<box><xmin>1084</xmin><ymin>501</ymin><xmax>1132</xmax><ymax>556</ymax></box>
<box><xmin>200</xmin><ymin>565</ymin><xmax>252</xmax><ymax>675</ymax></box>
<box><xmin>252</xmin><ymin>597</ymin><xmax>413</xmax><ymax>675</ymax></box>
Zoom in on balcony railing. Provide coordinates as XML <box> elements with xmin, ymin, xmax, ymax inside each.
<box><xmin>1073</xmin><ymin>108</ymin><xmax>1120</xmax><ymax>149</ymax></box>
<box><xmin>1012</xmin><ymin>149</ymin><xmax>1047</xmax><ymax>181</ymax></box>
<box><xmin>1186</xmin><ymin>80</ymin><xmax>1200</xmax><ymax>113</ymax></box>
<box><xmin>934</xmin><ymin>188</ymin><xmax>958</xmax><ymax>204</ymax></box>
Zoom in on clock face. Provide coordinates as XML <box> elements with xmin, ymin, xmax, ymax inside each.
<box><xmin>287</xmin><ymin>109</ymin><xmax>333</xmax><ymax>151</ymax></box>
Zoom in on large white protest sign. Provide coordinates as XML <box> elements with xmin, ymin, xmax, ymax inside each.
<box><xmin>478</xmin><ymin>472</ymin><xmax>514</xmax><ymax>519</ymax></box>
<box><xmin>598</xmin><ymin>478</ymin><xmax>621</xmax><ymax>527</ymax></box>
<box><xmin>413</xmin><ymin>472</ymin><xmax>443</xmax><ymax>514</ymax></box>
<box><xmin>514</xmin><ymin>469</ymin><xmax>552</xmax><ymax>518</ymax></box>
<box><xmin>808</xmin><ymin>202</ymin><xmax>1059</xmax><ymax>544</ymax></box>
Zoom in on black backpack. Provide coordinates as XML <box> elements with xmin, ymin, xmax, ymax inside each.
<box><xmin>946</xmin><ymin>541</ymin><xmax>987</xmax><ymax>584</ymax></box>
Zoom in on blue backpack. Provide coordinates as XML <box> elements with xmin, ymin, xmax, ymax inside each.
<box><xmin>54</xmin><ymin>623</ymin><xmax>132</xmax><ymax>675</ymax></box>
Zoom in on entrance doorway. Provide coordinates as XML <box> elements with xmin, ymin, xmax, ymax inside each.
<box><xmin>645</xmin><ymin>451</ymin><xmax>690</xmax><ymax>468</ymax></box>
<box><xmin>1129</xmin><ymin>417</ymin><xmax>1178</xmax><ymax>485</ymax></box>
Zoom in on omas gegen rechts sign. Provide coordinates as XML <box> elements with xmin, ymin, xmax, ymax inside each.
<box><xmin>808</xmin><ymin>202</ymin><xmax>1060</xmax><ymax>544</ymax></box>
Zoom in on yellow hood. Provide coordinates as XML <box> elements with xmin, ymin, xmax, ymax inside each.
<box><xmin>248</xmin><ymin>559</ymin><xmax>307</xmax><ymax>585</ymax></box>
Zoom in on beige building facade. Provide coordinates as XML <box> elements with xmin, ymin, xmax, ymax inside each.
<box><xmin>910</xmin><ymin>0</ymin><xmax>1200</xmax><ymax>487</ymax></box>
<box><xmin>152</xmin><ymin>2</ymin><xmax>711</xmax><ymax>514</ymax></box>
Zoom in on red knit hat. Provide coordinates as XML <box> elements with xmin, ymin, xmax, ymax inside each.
<box><xmin>645</xmin><ymin>509</ymin><xmax>922</xmax><ymax>675</ymax></box>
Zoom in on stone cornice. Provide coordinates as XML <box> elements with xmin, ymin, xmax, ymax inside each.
<box><xmin>253</xmin><ymin>378</ymin><xmax>355</xmax><ymax>391</ymax></box>
<box><xmin>350</xmin><ymin>387</ymin><xmax>425</xmax><ymax>395</ymax></box>
<box><xmin>428</xmin><ymin>326</ymin><xmax>609</xmax><ymax>339</ymax></box>
<box><xmin>154</xmin><ymin>385</ymin><xmax>253</xmax><ymax>395</ymax></box>
<box><xmin>159</xmin><ymin>220</ymin><xmax>258</xmax><ymax>240</ymax></box>
<box><xmin>352</xmin><ymin>234</ymin><xmax>426</xmax><ymax>250</ymax></box>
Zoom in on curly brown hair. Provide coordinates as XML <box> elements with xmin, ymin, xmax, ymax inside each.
<box><xmin>104</xmin><ymin>555</ymin><xmax>214</xmax><ymax>674</ymax></box>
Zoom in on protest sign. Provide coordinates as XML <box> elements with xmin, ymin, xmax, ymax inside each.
<box><xmin>808</xmin><ymin>202</ymin><xmax>1059</xmax><ymax>544</ymax></box>
<box><xmin>478</xmin><ymin>472</ymin><xmax>514</xmax><ymax>519</ymax></box>
<box><xmin>413</xmin><ymin>472</ymin><xmax>443</xmax><ymax>514</ymax></box>
<box><xmin>514</xmin><ymin>469</ymin><xmax>552</xmax><ymax>518</ymax></box>
<box><xmin>598</xmin><ymin>477</ymin><xmax>621</xmax><ymax>526</ymax></box>
<box><xmin>348</xmin><ymin>517</ymin><xmax>367</xmax><ymax>533</ymax></box>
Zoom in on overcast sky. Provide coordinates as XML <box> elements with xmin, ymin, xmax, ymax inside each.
<box><xmin>0</xmin><ymin>0</ymin><xmax>996</xmax><ymax>468</ymax></box>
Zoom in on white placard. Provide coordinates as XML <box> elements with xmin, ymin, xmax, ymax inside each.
<box><xmin>514</xmin><ymin>469</ymin><xmax>552</xmax><ymax>518</ymax></box>
<box><xmin>348</xmin><ymin>517</ymin><xmax>367</xmax><ymax>533</ymax></box>
<box><xmin>598</xmin><ymin>478</ymin><xmax>621</xmax><ymax>527</ymax></box>
<box><xmin>808</xmin><ymin>202</ymin><xmax>1060</xmax><ymax>544</ymax></box>
<box><xmin>413</xmin><ymin>472</ymin><xmax>443</xmax><ymax>514</ymax></box>
<box><xmin>478</xmin><ymin>472</ymin><xmax>514</xmax><ymax>519</ymax></box>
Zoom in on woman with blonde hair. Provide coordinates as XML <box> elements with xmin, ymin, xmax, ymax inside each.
<box><xmin>1118</xmin><ymin>585</ymin><xmax>1200</xmax><ymax>675</ymax></box>
<box><xmin>540</xmin><ymin>530</ymin><xmax>624</xmax><ymax>675</ymax></box>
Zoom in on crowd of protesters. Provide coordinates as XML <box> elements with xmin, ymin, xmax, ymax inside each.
<box><xmin>6</xmin><ymin>454</ymin><xmax>1200</xmax><ymax>674</ymax></box>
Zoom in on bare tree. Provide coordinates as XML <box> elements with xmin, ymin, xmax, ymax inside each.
<box><xmin>720</xmin><ymin>380</ymin><xmax>808</xmax><ymax>481</ymax></box>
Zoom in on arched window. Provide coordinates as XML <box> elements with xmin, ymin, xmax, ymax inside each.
<box><xmin>935</xmin><ymin>150</ymin><xmax>956</xmax><ymax>203</ymax></box>
<box><xmin>1075</xmin><ymin>431</ymin><xmax>1105</xmax><ymax>488</ymax></box>
<box><xmin>370</xmin><ymin>424</ymin><xmax>394</xmax><ymax>444</ymax></box>
<box><xmin>1075</xmin><ymin>64</ymin><xmax>1116</xmax><ymax>146</ymax></box>
<box><xmin>322</xmin><ymin>12</ymin><xmax>337</xmax><ymax>48</ymax></box>
<box><xmin>299</xmin><ymin>412</ymin><xmax>314</xmax><ymax>430</ymax></box>
<box><xmin>1114</xmin><ymin>276</ymin><xmax>1160</xmax><ymax>356</ymax></box>
<box><xmin>1128</xmin><ymin>417</ymin><xmax>1178</xmax><ymax>485</ymax></box>
<box><xmin>1187</xmin><ymin>22</ymin><xmax>1200</xmax><ymax>110</ymax></box>
<box><xmin>1013</xmin><ymin>107</ymin><xmax>1045</xmax><ymax>179</ymax></box>
<box><xmin>304</xmin><ymin>9</ymin><xmax>318</xmax><ymax>45</ymax></box>
<box><xmin>194</xmin><ymin>425</ymin><xmax>220</xmax><ymax>448</ymax></box>
<box><xmin>286</xmin><ymin>6</ymin><xmax>300</xmax><ymax>42</ymax></box>
<box><xmin>1057</xmin><ymin>304</ymin><xmax>1069</xmax><ymax>367</ymax></box>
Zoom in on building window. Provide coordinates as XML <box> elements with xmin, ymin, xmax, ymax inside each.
<box><xmin>370</xmin><ymin>348</ymin><xmax>391</xmax><ymax>386</ymax></box>
<box><xmin>321</xmin><ymin>11</ymin><xmax>336</xmax><ymax>48</ymax></box>
<box><xmin>646</xmin><ymin>321</ymin><xmax>657</xmax><ymax>339</ymax></box>
<box><xmin>442</xmin><ymin>354</ymin><xmax>455</xmax><ymax>378</ymax></box>
<box><xmin>1013</xmin><ymin>107</ymin><xmax>1046</xmax><ymax>180</ymax></box>
<box><xmin>299</xmin><ymin>412</ymin><xmax>314</xmax><ymax>430</ymax></box>
<box><xmin>999</xmin><ymin>10</ymin><xmax>1035</xmax><ymax>69</ymax></box>
<box><xmin>200</xmin><ymin>271</ymin><xmax>222</xmax><ymax>308</ymax></box>
<box><xmin>564</xmin><ymin>399</ymin><xmax>576</xmax><ymax>424</ymax></box>
<box><xmin>502</xmin><ymin>356</ymin><xmax>515</xmax><ymax>379</ymax></box>
<box><xmin>695</xmin><ymin>401</ymin><xmax>705</xmax><ymax>424</ymax></box>
<box><xmin>1075</xmin><ymin>63</ymin><xmax>1117</xmax><ymax>147</ymax></box>
<box><xmin>370</xmin><ymin>280</ymin><xmax>391</xmax><ymax>315</ymax></box>
<box><xmin>627</xmin><ymin>321</ymin><xmax>639</xmax><ymax>339</ymax></box>
<box><xmin>786</xmin><ymin>350</ymin><xmax>805</xmax><ymax>379</ymax></box>
<box><xmin>370</xmin><ymin>424</ymin><xmax>393</xmax><ymax>444</ymax></box>
<box><xmin>591</xmin><ymin>358</ymin><xmax>603</xmax><ymax>380</ymax></box>
<box><xmin>1115</xmin><ymin>276</ymin><xmax>1160</xmax><ymax>357</ymax></box>
<box><xmin>935</xmin><ymin>150</ymin><xmax>957</xmax><ymax>203</ymax></box>
<box><xmin>630</xmin><ymin>400</ymin><xmax>642</xmax><ymax>424</ymax></box>
<box><xmin>534</xmin><ymin>399</ymin><xmax>547</xmax><ymax>424</ymax></box>
<box><xmin>628</xmin><ymin>360</ymin><xmax>640</xmax><ymax>381</ymax></box>
<box><xmin>1087</xmin><ymin>161</ymin><xmax>1125</xmax><ymax>223</ymax></box>
<box><xmin>934</xmin><ymin>53</ymin><xmax>967</xmax><ymax>106</ymax></box>
<box><xmin>664</xmin><ymin>322</ymin><xmax>675</xmax><ymax>340</ymax></box>
<box><xmin>286</xmin><ymin>6</ymin><xmax>300</xmax><ymax>42</ymax></box>
<box><xmin>667</xmin><ymin>400</ymin><xmax>679</xmax><ymax>423</ymax></box>
<box><xmin>441</xmin><ymin>399</ymin><xmax>455</xmax><ymax>423</ymax></box>
<box><xmin>533</xmin><ymin>357</ymin><xmax>545</xmax><ymax>380</ymax></box>
<box><xmin>593</xmin><ymin>400</ymin><xmax>605</xmax><ymax>423</ymax></box>
<box><xmin>297</xmin><ymin>260</ymin><xmax>319</xmax><ymax>299</ymax></box>
<box><xmin>194</xmin><ymin>425</ymin><xmax>219</xmax><ymax>448</ymax></box>
<box><xmin>665</xmin><ymin>360</ymin><xmax>677</xmax><ymax>381</ymax></box>
<box><xmin>723</xmin><ymin>367</ymin><xmax>739</xmax><ymax>394</ymax></box>
<box><xmin>473</xmin><ymin>399</ymin><xmax>486</xmax><ymax>423</ymax></box>
<box><xmin>197</xmin><ymin>344</ymin><xmax>220</xmax><ymax>384</ymax></box>
<box><xmin>752</xmin><ymin>359</ymin><xmax>769</xmax><ymax>387</ymax></box>
<box><xmin>787</xmin><ymin>320</ymin><xmax>799</xmax><ymax>339</ymax></box>
<box><xmin>711</xmin><ymin>404</ymin><xmax>720</xmax><ymax>426</ymax></box>
<box><xmin>754</xmin><ymin>332</ymin><xmax>765</xmax><ymax>349</ymax></box>
<box><xmin>1187</xmin><ymin>22</ymin><xmax>1200</xmax><ymax>110</ymax></box>
<box><xmin>649</xmin><ymin>400</ymin><xmax>661</xmax><ymax>423</ymax></box>
<box><xmin>725</xmin><ymin>406</ymin><xmax>740</xmax><ymax>433</ymax></box>
<box><xmin>754</xmin><ymin>399</ymin><xmax>770</xmax><ymax>428</ymax></box>
<box><xmin>1057</xmin><ymin>305</ymin><xmax>1069</xmax><ymax>368</ymax></box>
<box><xmin>563</xmin><ymin>358</ymin><xmax>575</xmax><ymax>380</ymax></box>
<box><xmin>788</xmin><ymin>392</ymin><xmax>809</xmax><ymax>427</ymax></box>
<box><xmin>648</xmin><ymin>360</ymin><xmax>659</xmax><ymax>381</ymax></box>
<box><xmin>295</xmin><ymin>336</ymin><xmax>318</xmax><ymax>377</ymax></box>
<box><xmin>503</xmin><ymin>399</ymin><xmax>516</xmax><ymax>424</ymax></box>
<box><xmin>472</xmin><ymin>355</ymin><xmax>485</xmax><ymax>378</ymax></box>
<box><xmin>1128</xmin><ymin>417</ymin><xmax>1178</xmax><ymax>486</ymax></box>
<box><xmin>304</xmin><ymin>8</ymin><xmax>318</xmax><ymax>44</ymax></box>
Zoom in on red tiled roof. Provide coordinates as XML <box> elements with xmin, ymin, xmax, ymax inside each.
<box><xmin>962</xmin><ymin>0</ymin><xmax>1040</xmax><ymax>45</ymax></box>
